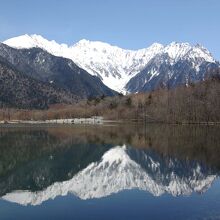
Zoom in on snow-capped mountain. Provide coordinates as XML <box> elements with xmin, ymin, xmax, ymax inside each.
<box><xmin>3</xmin><ymin>34</ymin><xmax>219</xmax><ymax>93</ymax></box>
<box><xmin>0</xmin><ymin>42</ymin><xmax>117</xmax><ymax>106</ymax></box>
<box><xmin>3</xmin><ymin>34</ymin><xmax>163</xmax><ymax>92</ymax></box>
<box><xmin>126</xmin><ymin>43</ymin><xmax>219</xmax><ymax>92</ymax></box>
<box><xmin>2</xmin><ymin>145</ymin><xmax>217</xmax><ymax>206</ymax></box>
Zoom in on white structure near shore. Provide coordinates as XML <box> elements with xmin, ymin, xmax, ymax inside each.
<box><xmin>0</xmin><ymin>116</ymin><xmax>104</xmax><ymax>125</ymax></box>
<box><xmin>46</xmin><ymin>116</ymin><xmax>103</xmax><ymax>124</ymax></box>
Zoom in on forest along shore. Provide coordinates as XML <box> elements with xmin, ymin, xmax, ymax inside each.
<box><xmin>0</xmin><ymin>75</ymin><xmax>220</xmax><ymax>124</ymax></box>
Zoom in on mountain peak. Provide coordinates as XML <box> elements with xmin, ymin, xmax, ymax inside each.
<box><xmin>75</xmin><ymin>39</ymin><xmax>91</xmax><ymax>46</ymax></box>
<box><xmin>2</xmin><ymin>35</ymin><xmax>218</xmax><ymax>93</ymax></box>
<box><xmin>146</xmin><ymin>42</ymin><xmax>164</xmax><ymax>51</ymax></box>
<box><xmin>163</xmin><ymin>42</ymin><xmax>192</xmax><ymax>60</ymax></box>
<box><xmin>169</xmin><ymin>41</ymin><xmax>191</xmax><ymax>46</ymax></box>
<box><xmin>3</xmin><ymin>34</ymin><xmax>37</xmax><ymax>49</ymax></box>
<box><xmin>4</xmin><ymin>34</ymin><xmax>69</xmax><ymax>51</ymax></box>
<box><xmin>73</xmin><ymin>39</ymin><xmax>124</xmax><ymax>52</ymax></box>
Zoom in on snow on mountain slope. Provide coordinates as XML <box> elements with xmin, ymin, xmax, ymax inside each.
<box><xmin>3</xmin><ymin>35</ymin><xmax>217</xmax><ymax>93</ymax></box>
<box><xmin>3</xmin><ymin>35</ymin><xmax>163</xmax><ymax>92</ymax></box>
<box><xmin>163</xmin><ymin>42</ymin><xmax>215</xmax><ymax>63</ymax></box>
<box><xmin>2</xmin><ymin>145</ymin><xmax>217</xmax><ymax>206</ymax></box>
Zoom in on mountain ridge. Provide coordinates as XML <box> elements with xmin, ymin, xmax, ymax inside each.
<box><xmin>0</xmin><ymin>42</ymin><xmax>117</xmax><ymax>108</ymax></box>
<box><xmin>4</xmin><ymin>34</ymin><xmax>218</xmax><ymax>93</ymax></box>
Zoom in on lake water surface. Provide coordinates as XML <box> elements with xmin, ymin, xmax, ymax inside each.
<box><xmin>0</xmin><ymin>124</ymin><xmax>220</xmax><ymax>220</ymax></box>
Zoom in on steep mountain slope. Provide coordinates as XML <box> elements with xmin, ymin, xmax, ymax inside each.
<box><xmin>0</xmin><ymin>43</ymin><xmax>117</xmax><ymax>99</ymax></box>
<box><xmin>4</xmin><ymin>35</ymin><xmax>219</xmax><ymax>93</ymax></box>
<box><xmin>2</xmin><ymin>145</ymin><xmax>217</xmax><ymax>206</ymax></box>
<box><xmin>3</xmin><ymin>35</ymin><xmax>164</xmax><ymax>92</ymax></box>
<box><xmin>126</xmin><ymin>43</ymin><xmax>219</xmax><ymax>92</ymax></box>
<box><xmin>0</xmin><ymin>56</ymin><xmax>76</xmax><ymax>109</ymax></box>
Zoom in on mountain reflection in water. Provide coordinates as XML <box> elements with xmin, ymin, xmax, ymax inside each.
<box><xmin>0</xmin><ymin>124</ymin><xmax>219</xmax><ymax>206</ymax></box>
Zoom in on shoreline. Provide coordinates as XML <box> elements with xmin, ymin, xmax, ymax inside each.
<box><xmin>0</xmin><ymin>119</ymin><xmax>220</xmax><ymax>127</ymax></box>
<box><xmin>0</xmin><ymin>117</ymin><xmax>105</xmax><ymax>125</ymax></box>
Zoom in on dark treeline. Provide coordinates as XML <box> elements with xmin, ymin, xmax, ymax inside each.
<box><xmin>1</xmin><ymin>70</ymin><xmax>220</xmax><ymax>123</ymax></box>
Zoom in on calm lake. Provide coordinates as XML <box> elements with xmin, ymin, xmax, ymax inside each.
<box><xmin>0</xmin><ymin>124</ymin><xmax>220</xmax><ymax>220</ymax></box>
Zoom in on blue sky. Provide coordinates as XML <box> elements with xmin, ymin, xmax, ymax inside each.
<box><xmin>0</xmin><ymin>0</ymin><xmax>220</xmax><ymax>59</ymax></box>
